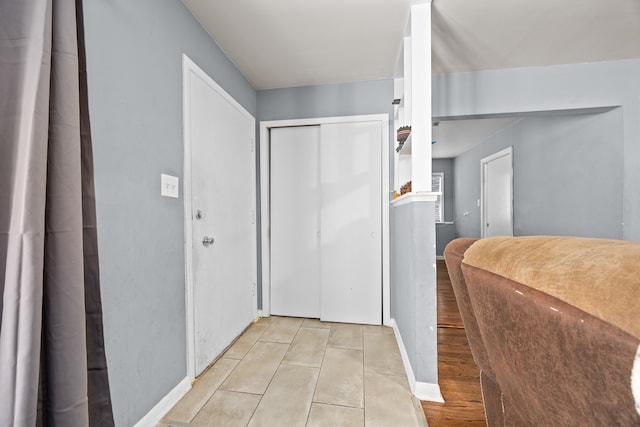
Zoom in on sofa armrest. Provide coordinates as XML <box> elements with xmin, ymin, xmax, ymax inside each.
<box><xmin>461</xmin><ymin>236</ymin><xmax>640</xmax><ymax>426</ymax></box>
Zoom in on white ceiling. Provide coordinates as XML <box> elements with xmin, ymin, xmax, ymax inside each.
<box><xmin>183</xmin><ymin>0</ymin><xmax>640</xmax><ymax>90</ymax></box>
<box><xmin>432</xmin><ymin>0</ymin><xmax>640</xmax><ymax>74</ymax></box>
<box><xmin>181</xmin><ymin>0</ymin><xmax>640</xmax><ymax>157</ymax></box>
<box><xmin>181</xmin><ymin>0</ymin><xmax>411</xmax><ymax>90</ymax></box>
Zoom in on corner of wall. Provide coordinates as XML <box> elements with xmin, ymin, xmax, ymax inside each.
<box><xmin>133</xmin><ymin>377</ymin><xmax>191</xmax><ymax>427</ymax></box>
<box><xmin>391</xmin><ymin>319</ymin><xmax>444</xmax><ymax>403</ymax></box>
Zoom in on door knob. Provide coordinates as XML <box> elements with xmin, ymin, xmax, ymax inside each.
<box><xmin>202</xmin><ymin>236</ymin><xmax>215</xmax><ymax>247</ymax></box>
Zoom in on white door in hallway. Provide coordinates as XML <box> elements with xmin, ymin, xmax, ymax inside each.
<box><xmin>270</xmin><ymin>126</ymin><xmax>321</xmax><ymax>318</ymax></box>
<box><xmin>319</xmin><ymin>121</ymin><xmax>382</xmax><ymax>324</ymax></box>
<box><xmin>185</xmin><ymin>57</ymin><xmax>257</xmax><ymax>376</ymax></box>
<box><xmin>481</xmin><ymin>147</ymin><xmax>513</xmax><ymax>238</ymax></box>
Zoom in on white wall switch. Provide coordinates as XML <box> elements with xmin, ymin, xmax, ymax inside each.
<box><xmin>161</xmin><ymin>174</ymin><xmax>179</xmax><ymax>198</ymax></box>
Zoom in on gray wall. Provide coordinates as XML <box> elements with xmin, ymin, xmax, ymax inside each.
<box><xmin>453</xmin><ymin>111</ymin><xmax>624</xmax><ymax>239</ymax></box>
<box><xmin>257</xmin><ymin>80</ymin><xmax>394</xmax><ymax>121</ymax></box>
<box><xmin>433</xmin><ymin>158</ymin><xmax>455</xmax><ymax>255</ymax></box>
<box><xmin>83</xmin><ymin>2</ymin><xmax>256</xmax><ymax>425</ymax></box>
<box><xmin>392</xmin><ymin>201</ymin><xmax>437</xmax><ymax>384</ymax></box>
<box><xmin>433</xmin><ymin>59</ymin><xmax>640</xmax><ymax>241</ymax></box>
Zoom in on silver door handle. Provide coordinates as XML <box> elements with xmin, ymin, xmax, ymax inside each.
<box><xmin>202</xmin><ymin>236</ymin><xmax>215</xmax><ymax>247</ymax></box>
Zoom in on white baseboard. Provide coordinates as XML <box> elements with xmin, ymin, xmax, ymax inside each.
<box><xmin>134</xmin><ymin>376</ymin><xmax>192</xmax><ymax>427</ymax></box>
<box><xmin>391</xmin><ymin>319</ymin><xmax>444</xmax><ymax>403</ymax></box>
<box><xmin>414</xmin><ymin>381</ymin><xmax>445</xmax><ymax>402</ymax></box>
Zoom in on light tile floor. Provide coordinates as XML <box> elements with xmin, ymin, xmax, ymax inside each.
<box><xmin>160</xmin><ymin>316</ymin><xmax>428</xmax><ymax>427</ymax></box>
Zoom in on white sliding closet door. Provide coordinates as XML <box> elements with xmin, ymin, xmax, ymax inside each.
<box><xmin>270</xmin><ymin>121</ymin><xmax>382</xmax><ymax>324</ymax></box>
<box><xmin>270</xmin><ymin>126</ymin><xmax>321</xmax><ymax>317</ymax></box>
<box><xmin>320</xmin><ymin>121</ymin><xmax>382</xmax><ymax>324</ymax></box>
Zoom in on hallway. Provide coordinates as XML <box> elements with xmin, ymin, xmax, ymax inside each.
<box><xmin>160</xmin><ymin>316</ymin><xmax>427</xmax><ymax>426</ymax></box>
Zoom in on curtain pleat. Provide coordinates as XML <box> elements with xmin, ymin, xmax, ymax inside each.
<box><xmin>0</xmin><ymin>0</ymin><xmax>52</xmax><ymax>424</ymax></box>
<box><xmin>0</xmin><ymin>0</ymin><xmax>114</xmax><ymax>425</ymax></box>
<box><xmin>76</xmin><ymin>0</ymin><xmax>115</xmax><ymax>423</ymax></box>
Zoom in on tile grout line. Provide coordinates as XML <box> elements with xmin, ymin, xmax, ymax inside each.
<box><xmin>246</xmin><ymin>318</ymin><xmax>300</xmax><ymax>426</ymax></box>
<box><xmin>243</xmin><ymin>318</ymin><xmax>277</xmax><ymax>427</ymax></box>
<box><xmin>298</xmin><ymin>321</ymin><xmax>315</xmax><ymax>427</ymax></box>
<box><xmin>186</xmin><ymin>359</ymin><xmax>239</xmax><ymax>425</ymax></box>
<box><xmin>362</xmin><ymin>328</ymin><xmax>367</xmax><ymax>426</ymax></box>
<box><xmin>306</xmin><ymin>320</ymin><xmax>332</xmax><ymax>426</ymax></box>
<box><xmin>188</xmin><ymin>318</ymin><xmax>271</xmax><ymax>426</ymax></box>
<box><xmin>243</xmin><ymin>325</ymin><xmax>283</xmax><ymax>427</ymax></box>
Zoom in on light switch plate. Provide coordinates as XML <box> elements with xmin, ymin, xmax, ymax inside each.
<box><xmin>161</xmin><ymin>174</ymin><xmax>179</xmax><ymax>198</ymax></box>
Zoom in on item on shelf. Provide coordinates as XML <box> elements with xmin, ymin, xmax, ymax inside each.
<box><xmin>396</xmin><ymin>125</ymin><xmax>411</xmax><ymax>143</ymax></box>
<box><xmin>395</xmin><ymin>141</ymin><xmax>404</xmax><ymax>153</ymax></box>
<box><xmin>400</xmin><ymin>181</ymin><xmax>412</xmax><ymax>195</ymax></box>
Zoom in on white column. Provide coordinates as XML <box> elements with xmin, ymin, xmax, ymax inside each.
<box><xmin>409</xmin><ymin>1</ymin><xmax>432</xmax><ymax>192</ymax></box>
<box><xmin>403</xmin><ymin>36</ymin><xmax>412</xmax><ymax>125</ymax></box>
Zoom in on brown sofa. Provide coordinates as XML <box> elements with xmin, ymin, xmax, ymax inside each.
<box><xmin>444</xmin><ymin>236</ymin><xmax>640</xmax><ymax>426</ymax></box>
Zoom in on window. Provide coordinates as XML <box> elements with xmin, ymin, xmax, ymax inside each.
<box><xmin>432</xmin><ymin>173</ymin><xmax>444</xmax><ymax>223</ymax></box>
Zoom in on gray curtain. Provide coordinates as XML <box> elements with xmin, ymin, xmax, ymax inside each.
<box><xmin>0</xmin><ymin>0</ymin><xmax>114</xmax><ymax>425</ymax></box>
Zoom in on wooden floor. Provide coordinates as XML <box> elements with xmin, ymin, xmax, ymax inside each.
<box><xmin>421</xmin><ymin>260</ymin><xmax>487</xmax><ymax>427</ymax></box>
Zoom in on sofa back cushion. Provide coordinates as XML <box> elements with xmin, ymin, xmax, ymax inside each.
<box><xmin>463</xmin><ymin>235</ymin><xmax>640</xmax><ymax>338</ymax></box>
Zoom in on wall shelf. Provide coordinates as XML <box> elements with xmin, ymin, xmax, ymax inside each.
<box><xmin>391</xmin><ymin>191</ymin><xmax>439</xmax><ymax>207</ymax></box>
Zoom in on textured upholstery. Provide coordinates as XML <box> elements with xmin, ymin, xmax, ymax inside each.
<box><xmin>445</xmin><ymin>236</ymin><xmax>640</xmax><ymax>427</ymax></box>
<box><xmin>464</xmin><ymin>236</ymin><xmax>640</xmax><ymax>337</ymax></box>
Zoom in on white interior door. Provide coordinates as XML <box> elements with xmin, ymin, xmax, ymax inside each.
<box><xmin>481</xmin><ymin>147</ymin><xmax>513</xmax><ymax>238</ymax></box>
<box><xmin>320</xmin><ymin>121</ymin><xmax>382</xmax><ymax>324</ymax></box>
<box><xmin>270</xmin><ymin>126</ymin><xmax>321</xmax><ymax>318</ymax></box>
<box><xmin>186</xmin><ymin>60</ymin><xmax>256</xmax><ymax>375</ymax></box>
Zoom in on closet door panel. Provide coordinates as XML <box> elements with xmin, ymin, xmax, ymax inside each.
<box><xmin>319</xmin><ymin>121</ymin><xmax>382</xmax><ymax>324</ymax></box>
<box><xmin>270</xmin><ymin>126</ymin><xmax>321</xmax><ymax>318</ymax></box>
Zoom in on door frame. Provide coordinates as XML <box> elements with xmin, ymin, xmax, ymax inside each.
<box><xmin>480</xmin><ymin>146</ymin><xmax>513</xmax><ymax>239</ymax></box>
<box><xmin>259</xmin><ymin>114</ymin><xmax>391</xmax><ymax>325</ymax></box>
<box><xmin>182</xmin><ymin>55</ymin><xmax>258</xmax><ymax>380</ymax></box>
